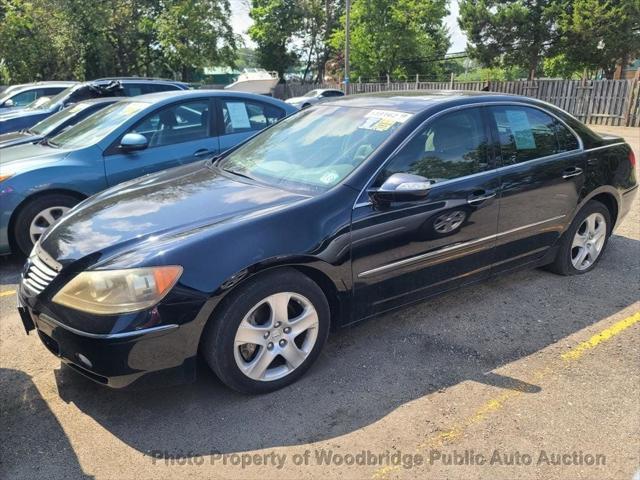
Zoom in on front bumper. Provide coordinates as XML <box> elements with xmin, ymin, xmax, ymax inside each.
<box><xmin>18</xmin><ymin>286</ymin><xmax>202</xmax><ymax>388</ymax></box>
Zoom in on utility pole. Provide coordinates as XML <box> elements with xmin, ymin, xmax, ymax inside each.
<box><xmin>344</xmin><ymin>0</ymin><xmax>351</xmax><ymax>95</ymax></box>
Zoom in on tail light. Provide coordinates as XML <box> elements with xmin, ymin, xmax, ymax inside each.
<box><xmin>629</xmin><ymin>149</ymin><xmax>636</xmax><ymax>169</ymax></box>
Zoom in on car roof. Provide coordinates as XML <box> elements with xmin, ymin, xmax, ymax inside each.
<box><xmin>90</xmin><ymin>77</ymin><xmax>189</xmax><ymax>87</ymax></box>
<box><xmin>119</xmin><ymin>89</ymin><xmax>294</xmax><ymax>106</ymax></box>
<box><xmin>322</xmin><ymin>90</ymin><xmax>524</xmax><ymax>113</ymax></box>
<box><xmin>6</xmin><ymin>81</ymin><xmax>78</xmax><ymax>91</ymax></box>
<box><xmin>74</xmin><ymin>96</ymin><xmax>127</xmax><ymax>105</ymax></box>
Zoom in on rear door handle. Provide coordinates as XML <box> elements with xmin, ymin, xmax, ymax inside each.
<box><xmin>467</xmin><ymin>190</ymin><xmax>496</xmax><ymax>205</ymax></box>
<box><xmin>562</xmin><ymin>167</ymin><xmax>583</xmax><ymax>179</ymax></box>
<box><xmin>194</xmin><ymin>149</ymin><xmax>213</xmax><ymax>158</ymax></box>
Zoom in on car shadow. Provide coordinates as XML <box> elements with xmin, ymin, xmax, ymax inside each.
<box><xmin>0</xmin><ymin>254</ymin><xmax>23</xmax><ymax>287</ymax></box>
<box><xmin>46</xmin><ymin>234</ymin><xmax>640</xmax><ymax>456</ymax></box>
<box><xmin>0</xmin><ymin>368</ymin><xmax>92</xmax><ymax>479</ymax></box>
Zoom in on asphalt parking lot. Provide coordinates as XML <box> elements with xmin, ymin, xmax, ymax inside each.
<box><xmin>1</xmin><ymin>126</ymin><xmax>638</xmax><ymax>480</ymax></box>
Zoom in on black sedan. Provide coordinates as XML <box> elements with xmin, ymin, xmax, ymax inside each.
<box><xmin>17</xmin><ymin>92</ymin><xmax>638</xmax><ymax>393</ymax></box>
<box><xmin>0</xmin><ymin>97</ymin><xmax>122</xmax><ymax>149</ymax></box>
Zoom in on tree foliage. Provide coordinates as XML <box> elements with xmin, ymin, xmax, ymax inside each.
<box><xmin>330</xmin><ymin>0</ymin><xmax>450</xmax><ymax>81</ymax></box>
<box><xmin>459</xmin><ymin>0</ymin><xmax>640</xmax><ymax>79</ymax></box>
<box><xmin>0</xmin><ymin>0</ymin><xmax>237</xmax><ymax>82</ymax></box>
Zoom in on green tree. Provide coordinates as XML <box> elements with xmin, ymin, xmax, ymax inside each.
<box><xmin>555</xmin><ymin>0</ymin><xmax>640</xmax><ymax>79</ymax></box>
<box><xmin>248</xmin><ymin>0</ymin><xmax>301</xmax><ymax>79</ymax></box>
<box><xmin>330</xmin><ymin>0</ymin><xmax>450</xmax><ymax>81</ymax></box>
<box><xmin>156</xmin><ymin>0</ymin><xmax>237</xmax><ymax>81</ymax></box>
<box><xmin>458</xmin><ymin>0</ymin><xmax>558</xmax><ymax>80</ymax></box>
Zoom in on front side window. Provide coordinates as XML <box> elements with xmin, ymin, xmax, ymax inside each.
<box><xmin>129</xmin><ymin>101</ymin><xmax>210</xmax><ymax>147</ymax></box>
<box><xmin>49</xmin><ymin>101</ymin><xmax>148</xmax><ymax>149</ymax></box>
<box><xmin>8</xmin><ymin>89</ymin><xmax>37</xmax><ymax>107</ymax></box>
<box><xmin>375</xmin><ymin>107</ymin><xmax>491</xmax><ymax>185</ymax></box>
<box><xmin>489</xmin><ymin>106</ymin><xmax>580</xmax><ymax>165</ymax></box>
<box><xmin>220</xmin><ymin>100</ymin><xmax>285</xmax><ymax>134</ymax></box>
<box><xmin>219</xmin><ymin>105</ymin><xmax>412</xmax><ymax>193</ymax></box>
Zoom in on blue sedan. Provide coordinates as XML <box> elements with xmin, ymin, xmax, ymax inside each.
<box><xmin>0</xmin><ymin>90</ymin><xmax>297</xmax><ymax>255</ymax></box>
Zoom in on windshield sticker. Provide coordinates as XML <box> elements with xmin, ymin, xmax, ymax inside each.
<box><xmin>358</xmin><ymin>116</ymin><xmax>396</xmax><ymax>131</ymax></box>
<box><xmin>226</xmin><ymin>102</ymin><xmax>251</xmax><ymax>129</ymax></box>
<box><xmin>365</xmin><ymin>109</ymin><xmax>412</xmax><ymax>123</ymax></box>
<box><xmin>320</xmin><ymin>171</ymin><xmax>340</xmax><ymax>184</ymax></box>
<box><xmin>505</xmin><ymin>110</ymin><xmax>536</xmax><ymax>150</ymax></box>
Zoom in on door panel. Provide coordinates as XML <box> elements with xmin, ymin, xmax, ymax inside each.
<box><xmin>488</xmin><ymin>105</ymin><xmax>585</xmax><ymax>273</ymax></box>
<box><xmin>105</xmin><ymin>100</ymin><xmax>219</xmax><ymax>186</ymax></box>
<box><xmin>351</xmin><ymin>106</ymin><xmax>500</xmax><ymax>319</ymax></box>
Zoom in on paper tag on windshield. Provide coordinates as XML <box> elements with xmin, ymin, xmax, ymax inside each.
<box><xmin>359</xmin><ymin>109</ymin><xmax>412</xmax><ymax>131</ymax></box>
<box><xmin>365</xmin><ymin>110</ymin><xmax>412</xmax><ymax>123</ymax></box>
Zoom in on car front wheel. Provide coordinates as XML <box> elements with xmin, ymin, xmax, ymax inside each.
<box><xmin>201</xmin><ymin>268</ymin><xmax>330</xmax><ymax>393</ymax></box>
<box><xmin>13</xmin><ymin>194</ymin><xmax>79</xmax><ymax>256</ymax></box>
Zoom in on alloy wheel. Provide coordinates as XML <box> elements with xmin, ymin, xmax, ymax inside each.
<box><xmin>233</xmin><ymin>292</ymin><xmax>319</xmax><ymax>381</ymax></box>
<box><xmin>29</xmin><ymin>206</ymin><xmax>70</xmax><ymax>245</ymax></box>
<box><xmin>571</xmin><ymin>212</ymin><xmax>606</xmax><ymax>271</ymax></box>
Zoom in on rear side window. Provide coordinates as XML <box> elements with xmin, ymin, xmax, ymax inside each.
<box><xmin>123</xmin><ymin>84</ymin><xmax>145</xmax><ymax>96</ymax></box>
<box><xmin>220</xmin><ymin>100</ymin><xmax>285</xmax><ymax>134</ymax></box>
<box><xmin>489</xmin><ymin>106</ymin><xmax>580</xmax><ymax>165</ymax></box>
<box><xmin>376</xmin><ymin>107</ymin><xmax>492</xmax><ymax>184</ymax></box>
<box><xmin>145</xmin><ymin>83</ymin><xmax>182</xmax><ymax>93</ymax></box>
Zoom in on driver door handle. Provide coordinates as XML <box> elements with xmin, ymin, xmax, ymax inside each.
<box><xmin>562</xmin><ymin>167</ymin><xmax>583</xmax><ymax>179</ymax></box>
<box><xmin>467</xmin><ymin>190</ymin><xmax>496</xmax><ymax>205</ymax></box>
<box><xmin>194</xmin><ymin>149</ymin><xmax>213</xmax><ymax>158</ymax></box>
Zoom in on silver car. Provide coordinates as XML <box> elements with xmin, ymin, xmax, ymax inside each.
<box><xmin>285</xmin><ymin>88</ymin><xmax>344</xmax><ymax>109</ymax></box>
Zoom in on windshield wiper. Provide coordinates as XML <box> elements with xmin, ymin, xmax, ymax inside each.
<box><xmin>221</xmin><ymin>166</ymin><xmax>255</xmax><ymax>181</ymax></box>
<box><xmin>40</xmin><ymin>138</ymin><xmax>59</xmax><ymax>148</ymax></box>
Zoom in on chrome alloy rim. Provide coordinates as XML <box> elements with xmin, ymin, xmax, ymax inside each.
<box><xmin>433</xmin><ymin>210</ymin><xmax>466</xmax><ymax>233</ymax></box>
<box><xmin>571</xmin><ymin>212</ymin><xmax>606</xmax><ymax>271</ymax></box>
<box><xmin>233</xmin><ymin>292</ymin><xmax>319</xmax><ymax>381</ymax></box>
<box><xmin>29</xmin><ymin>206</ymin><xmax>70</xmax><ymax>245</ymax></box>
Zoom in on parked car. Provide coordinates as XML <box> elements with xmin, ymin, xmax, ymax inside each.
<box><xmin>0</xmin><ymin>78</ymin><xmax>189</xmax><ymax>134</ymax></box>
<box><xmin>16</xmin><ymin>92</ymin><xmax>637</xmax><ymax>393</ymax></box>
<box><xmin>0</xmin><ymin>81</ymin><xmax>77</xmax><ymax>112</ymax></box>
<box><xmin>0</xmin><ymin>90</ymin><xmax>296</xmax><ymax>255</ymax></box>
<box><xmin>285</xmin><ymin>88</ymin><xmax>345</xmax><ymax>109</ymax></box>
<box><xmin>0</xmin><ymin>97</ymin><xmax>123</xmax><ymax>149</ymax></box>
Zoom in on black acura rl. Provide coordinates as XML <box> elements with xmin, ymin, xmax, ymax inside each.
<box><xmin>17</xmin><ymin>92</ymin><xmax>637</xmax><ymax>393</ymax></box>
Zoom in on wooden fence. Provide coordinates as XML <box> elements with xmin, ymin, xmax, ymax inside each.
<box><xmin>275</xmin><ymin>78</ymin><xmax>640</xmax><ymax>127</ymax></box>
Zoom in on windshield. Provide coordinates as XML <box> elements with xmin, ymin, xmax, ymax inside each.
<box><xmin>219</xmin><ymin>105</ymin><xmax>412</xmax><ymax>193</ymax></box>
<box><xmin>49</xmin><ymin>101</ymin><xmax>147</xmax><ymax>149</ymax></box>
<box><xmin>29</xmin><ymin>102</ymin><xmax>93</xmax><ymax>136</ymax></box>
<box><xmin>303</xmin><ymin>90</ymin><xmax>320</xmax><ymax>98</ymax></box>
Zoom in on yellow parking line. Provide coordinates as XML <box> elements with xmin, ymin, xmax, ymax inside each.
<box><xmin>0</xmin><ymin>290</ymin><xmax>16</xmax><ymax>297</ymax></box>
<box><xmin>561</xmin><ymin>311</ymin><xmax>640</xmax><ymax>361</ymax></box>
<box><xmin>372</xmin><ymin>309</ymin><xmax>640</xmax><ymax>479</ymax></box>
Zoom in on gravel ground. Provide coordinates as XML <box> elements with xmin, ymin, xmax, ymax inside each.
<box><xmin>0</xmin><ymin>125</ymin><xmax>638</xmax><ymax>480</ymax></box>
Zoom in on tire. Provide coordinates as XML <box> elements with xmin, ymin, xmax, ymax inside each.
<box><xmin>546</xmin><ymin>200</ymin><xmax>611</xmax><ymax>276</ymax></box>
<box><xmin>13</xmin><ymin>194</ymin><xmax>79</xmax><ymax>256</ymax></box>
<box><xmin>201</xmin><ymin>268</ymin><xmax>330</xmax><ymax>394</ymax></box>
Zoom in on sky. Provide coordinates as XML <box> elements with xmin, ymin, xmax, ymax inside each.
<box><xmin>229</xmin><ymin>0</ymin><xmax>468</xmax><ymax>54</ymax></box>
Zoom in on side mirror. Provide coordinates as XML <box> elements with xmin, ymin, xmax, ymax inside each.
<box><xmin>3</xmin><ymin>99</ymin><xmax>14</xmax><ymax>108</ymax></box>
<box><xmin>119</xmin><ymin>133</ymin><xmax>148</xmax><ymax>152</ymax></box>
<box><xmin>368</xmin><ymin>173</ymin><xmax>432</xmax><ymax>205</ymax></box>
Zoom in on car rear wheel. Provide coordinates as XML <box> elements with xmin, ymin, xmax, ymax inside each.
<box><xmin>201</xmin><ymin>268</ymin><xmax>330</xmax><ymax>393</ymax></box>
<box><xmin>13</xmin><ymin>194</ymin><xmax>78</xmax><ymax>256</ymax></box>
<box><xmin>546</xmin><ymin>200</ymin><xmax>611</xmax><ymax>275</ymax></box>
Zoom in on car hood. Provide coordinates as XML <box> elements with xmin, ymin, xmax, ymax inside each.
<box><xmin>0</xmin><ymin>130</ymin><xmax>40</xmax><ymax>149</ymax></box>
<box><xmin>0</xmin><ymin>142</ymin><xmax>68</xmax><ymax>172</ymax></box>
<box><xmin>40</xmin><ymin>162</ymin><xmax>310</xmax><ymax>264</ymax></box>
<box><xmin>0</xmin><ymin>107</ymin><xmax>52</xmax><ymax>122</ymax></box>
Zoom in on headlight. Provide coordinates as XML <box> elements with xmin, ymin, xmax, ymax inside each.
<box><xmin>52</xmin><ymin>266</ymin><xmax>183</xmax><ymax>315</ymax></box>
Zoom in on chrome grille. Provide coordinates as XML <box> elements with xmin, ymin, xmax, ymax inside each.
<box><xmin>22</xmin><ymin>251</ymin><xmax>60</xmax><ymax>295</ymax></box>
